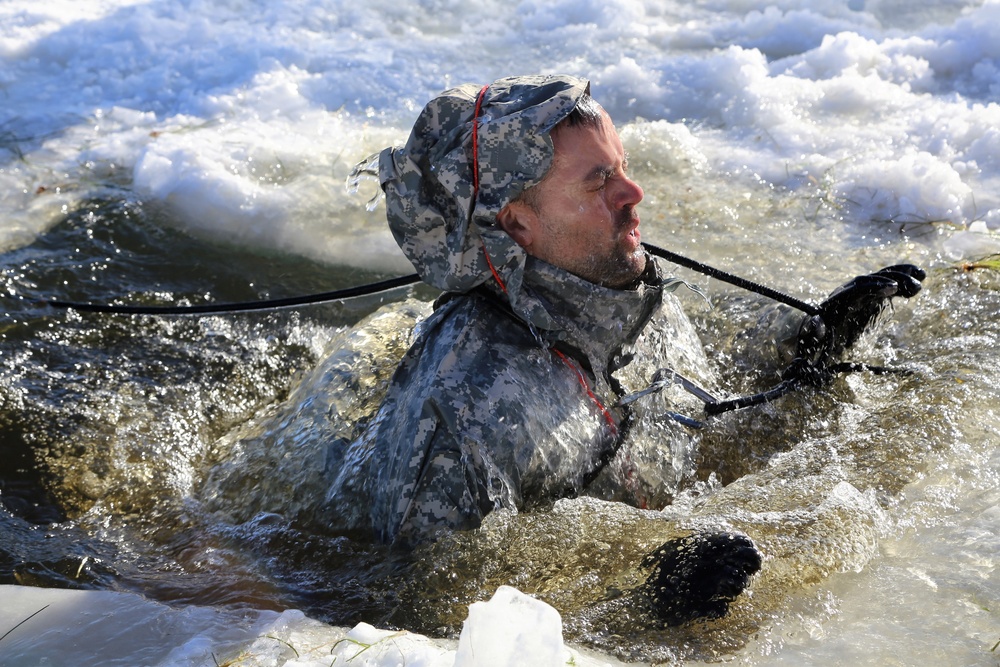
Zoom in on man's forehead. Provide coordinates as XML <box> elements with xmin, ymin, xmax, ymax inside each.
<box><xmin>550</xmin><ymin>115</ymin><xmax>626</xmax><ymax>174</ymax></box>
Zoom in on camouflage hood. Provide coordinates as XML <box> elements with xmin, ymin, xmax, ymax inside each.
<box><xmin>377</xmin><ymin>74</ymin><xmax>590</xmax><ymax>322</ymax></box>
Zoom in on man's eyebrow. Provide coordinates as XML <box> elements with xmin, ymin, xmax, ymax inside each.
<box><xmin>584</xmin><ymin>166</ymin><xmax>614</xmax><ymax>182</ymax></box>
<box><xmin>584</xmin><ymin>153</ymin><xmax>630</xmax><ymax>182</ymax></box>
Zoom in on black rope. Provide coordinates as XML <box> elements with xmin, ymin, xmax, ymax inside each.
<box><xmin>702</xmin><ymin>379</ymin><xmax>801</xmax><ymax>415</ymax></box>
<box><xmin>24</xmin><ymin>241</ymin><xmax>814</xmax><ymax>317</ymax></box>
<box><xmin>642</xmin><ymin>242</ymin><xmax>820</xmax><ymax>316</ymax></box>
<box><xmin>21</xmin><ymin>240</ymin><xmax>906</xmax><ymax>424</ymax></box>
<box><xmin>33</xmin><ymin>273</ymin><xmax>421</xmax><ymax>315</ymax></box>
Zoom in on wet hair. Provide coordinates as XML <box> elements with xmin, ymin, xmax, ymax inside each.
<box><xmin>562</xmin><ymin>93</ymin><xmax>605</xmax><ymax>128</ymax></box>
<box><xmin>509</xmin><ymin>94</ymin><xmax>605</xmax><ymax>211</ymax></box>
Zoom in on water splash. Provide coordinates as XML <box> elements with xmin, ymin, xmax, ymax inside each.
<box><xmin>345</xmin><ymin>152</ymin><xmax>385</xmax><ymax>212</ymax></box>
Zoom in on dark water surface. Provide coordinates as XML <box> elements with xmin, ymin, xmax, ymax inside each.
<box><xmin>0</xmin><ymin>197</ymin><xmax>416</xmax><ymax>621</ymax></box>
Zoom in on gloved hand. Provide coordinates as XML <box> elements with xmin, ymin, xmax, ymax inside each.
<box><xmin>792</xmin><ymin>264</ymin><xmax>925</xmax><ymax>384</ymax></box>
<box><xmin>640</xmin><ymin>532</ymin><xmax>762</xmax><ymax>626</ymax></box>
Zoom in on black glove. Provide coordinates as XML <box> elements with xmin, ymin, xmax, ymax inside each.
<box><xmin>792</xmin><ymin>264</ymin><xmax>925</xmax><ymax>384</ymax></box>
<box><xmin>640</xmin><ymin>532</ymin><xmax>762</xmax><ymax>626</ymax></box>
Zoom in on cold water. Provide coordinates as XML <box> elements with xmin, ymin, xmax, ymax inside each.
<box><xmin>1</xmin><ymin>0</ymin><xmax>999</xmax><ymax>664</ymax></box>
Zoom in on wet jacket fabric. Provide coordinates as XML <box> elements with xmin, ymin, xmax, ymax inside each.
<box><xmin>361</xmin><ymin>255</ymin><xmax>671</xmax><ymax>543</ymax></box>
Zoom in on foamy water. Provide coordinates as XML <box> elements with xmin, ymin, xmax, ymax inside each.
<box><xmin>2</xmin><ymin>1</ymin><xmax>999</xmax><ymax>665</ymax></box>
<box><xmin>3</xmin><ymin>0</ymin><xmax>999</xmax><ymax>262</ymax></box>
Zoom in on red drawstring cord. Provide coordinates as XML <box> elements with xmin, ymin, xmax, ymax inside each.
<box><xmin>550</xmin><ymin>348</ymin><xmax>618</xmax><ymax>435</ymax></box>
<box><xmin>469</xmin><ymin>88</ymin><xmax>603</xmax><ymax>428</ymax></box>
<box><xmin>470</xmin><ymin>87</ymin><xmax>642</xmax><ymax>507</ymax></box>
<box><xmin>481</xmin><ymin>243</ymin><xmax>508</xmax><ymax>294</ymax></box>
<box><xmin>470</xmin><ymin>84</ymin><xmax>509</xmax><ymax>295</ymax></box>
<box><xmin>552</xmin><ymin>349</ymin><xmax>650</xmax><ymax>508</ymax></box>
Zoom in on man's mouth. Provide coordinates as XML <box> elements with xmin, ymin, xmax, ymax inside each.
<box><xmin>621</xmin><ymin>212</ymin><xmax>641</xmax><ymax>243</ymax></box>
<box><xmin>618</xmin><ymin>207</ymin><xmax>640</xmax><ymax>230</ymax></box>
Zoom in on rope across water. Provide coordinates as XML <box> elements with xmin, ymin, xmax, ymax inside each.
<box><xmin>25</xmin><ymin>242</ymin><xmax>821</xmax><ymax>317</ymax></box>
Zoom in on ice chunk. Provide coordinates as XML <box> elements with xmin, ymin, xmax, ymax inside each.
<box><xmin>454</xmin><ymin>586</ymin><xmax>567</xmax><ymax>667</ymax></box>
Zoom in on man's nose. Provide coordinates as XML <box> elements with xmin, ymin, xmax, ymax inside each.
<box><xmin>615</xmin><ymin>175</ymin><xmax>644</xmax><ymax>208</ymax></box>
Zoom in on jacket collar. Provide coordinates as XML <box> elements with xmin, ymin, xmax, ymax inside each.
<box><xmin>496</xmin><ymin>254</ymin><xmax>670</xmax><ymax>391</ymax></box>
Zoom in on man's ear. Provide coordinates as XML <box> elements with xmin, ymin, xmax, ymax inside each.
<box><xmin>497</xmin><ymin>203</ymin><xmax>534</xmax><ymax>249</ymax></box>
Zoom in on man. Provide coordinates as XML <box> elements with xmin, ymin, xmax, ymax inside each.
<box><xmin>310</xmin><ymin>74</ymin><xmax>756</xmax><ymax>624</ymax></box>
<box><xmin>362</xmin><ymin>75</ymin><xmax>682</xmax><ymax>542</ymax></box>
<box><xmin>494</xmin><ymin>92</ymin><xmax>646</xmax><ymax>291</ymax></box>
<box><xmin>325</xmin><ymin>74</ymin><xmax>920</xmax><ymax>625</ymax></box>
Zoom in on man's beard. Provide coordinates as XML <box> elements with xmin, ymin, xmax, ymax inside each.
<box><xmin>586</xmin><ymin>246</ymin><xmax>646</xmax><ymax>288</ymax></box>
<box><xmin>585</xmin><ymin>208</ymin><xmax>646</xmax><ymax>289</ymax></box>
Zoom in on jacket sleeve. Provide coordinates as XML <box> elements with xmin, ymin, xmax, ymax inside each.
<box><xmin>390</xmin><ymin>419</ymin><xmax>498</xmax><ymax>545</ymax></box>
<box><xmin>369</xmin><ymin>298</ymin><xmax>523</xmax><ymax>544</ymax></box>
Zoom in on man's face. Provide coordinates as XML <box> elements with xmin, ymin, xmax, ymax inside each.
<box><xmin>498</xmin><ymin>111</ymin><xmax>647</xmax><ymax>289</ymax></box>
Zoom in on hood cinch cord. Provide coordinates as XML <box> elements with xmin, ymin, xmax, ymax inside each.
<box><xmin>465</xmin><ymin>84</ymin><xmax>635</xmax><ymax>494</ymax></box>
<box><xmin>468</xmin><ymin>83</ymin><xmax>511</xmax><ymax>298</ymax></box>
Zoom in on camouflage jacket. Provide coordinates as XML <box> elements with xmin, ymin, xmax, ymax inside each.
<box><xmin>337</xmin><ymin>256</ymin><xmax>676</xmax><ymax>544</ymax></box>
<box><xmin>325</xmin><ymin>76</ymin><xmax>703</xmax><ymax>544</ymax></box>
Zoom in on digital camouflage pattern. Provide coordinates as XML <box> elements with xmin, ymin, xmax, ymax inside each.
<box><xmin>336</xmin><ymin>75</ymin><xmax>693</xmax><ymax>543</ymax></box>
<box><xmin>378</xmin><ymin>74</ymin><xmax>591</xmax><ymax>330</ymax></box>
<box><xmin>329</xmin><ymin>257</ymin><xmax>708</xmax><ymax>542</ymax></box>
<box><xmin>325</xmin><ymin>256</ymin><xmax>678</xmax><ymax>543</ymax></box>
